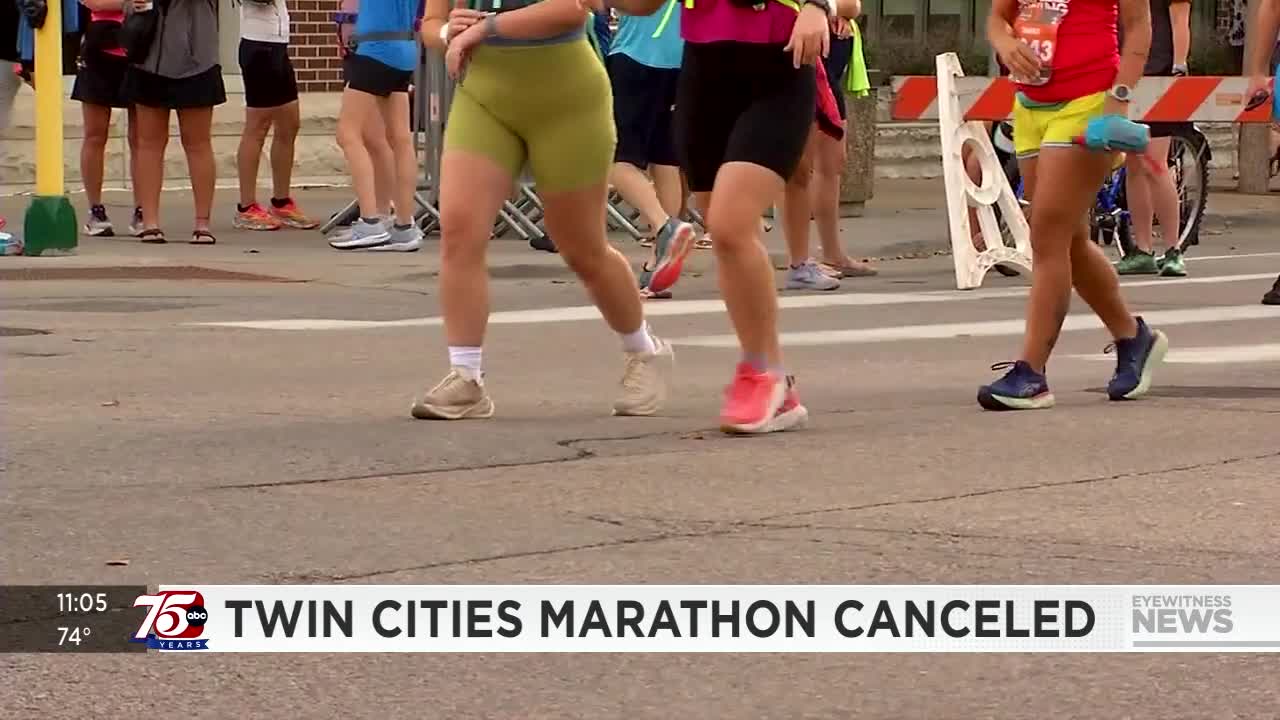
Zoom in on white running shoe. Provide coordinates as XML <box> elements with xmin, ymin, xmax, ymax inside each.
<box><xmin>612</xmin><ymin>334</ymin><xmax>674</xmax><ymax>416</ymax></box>
<box><xmin>370</xmin><ymin>224</ymin><xmax>422</xmax><ymax>252</ymax></box>
<box><xmin>785</xmin><ymin>260</ymin><xmax>841</xmax><ymax>291</ymax></box>
<box><xmin>330</xmin><ymin>219</ymin><xmax>390</xmax><ymax>250</ymax></box>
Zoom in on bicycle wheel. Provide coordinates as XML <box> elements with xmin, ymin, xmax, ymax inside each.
<box><xmin>1168</xmin><ymin>127</ymin><xmax>1210</xmax><ymax>251</ymax></box>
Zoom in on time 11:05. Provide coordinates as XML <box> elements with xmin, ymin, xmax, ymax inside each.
<box><xmin>58</xmin><ymin>592</ymin><xmax>108</xmax><ymax>613</ymax></box>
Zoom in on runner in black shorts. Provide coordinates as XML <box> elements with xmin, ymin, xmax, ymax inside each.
<box><xmin>606</xmin><ymin>1</ymin><xmax>696</xmax><ymax>298</ymax></box>
<box><xmin>72</xmin><ymin>2</ymin><xmax>140</xmax><ymax>237</ymax></box>
<box><xmin>234</xmin><ymin>0</ymin><xmax>316</xmax><ymax>231</ymax></box>
<box><xmin>592</xmin><ymin>0</ymin><xmax>835</xmax><ymax>433</ymax></box>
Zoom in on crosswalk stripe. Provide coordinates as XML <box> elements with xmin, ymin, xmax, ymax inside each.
<box><xmin>190</xmin><ymin>273</ymin><xmax>1278</xmax><ymax>331</ymax></box>
<box><xmin>1069</xmin><ymin>343</ymin><xmax>1280</xmax><ymax>364</ymax></box>
<box><xmin>674</xmin><ymin>305</ymin><xmax>1280</xmax><ymax>348</ymax></box>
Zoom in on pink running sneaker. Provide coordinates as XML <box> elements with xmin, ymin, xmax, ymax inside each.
<box><xmin>720</xmin><ymin>362</ymin><xmax>788</xmax><ymax>434</ymax></box>
<box><xmin>770</xmin><ymin>375</ymin><xmax>809</xmax><ymax>432</ymax></box>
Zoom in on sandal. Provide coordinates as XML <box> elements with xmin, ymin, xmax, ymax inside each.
<box><xmin>138</xmin><ymin>228</ymin><xmax>167</xmax><ymax>244</ymax></box>
<box><xmin>694</xmin><ymin>236</ymin><xmax>713</xmax><ymax>250</ymax></box>
<box><xmin>190</xmin><ymin>229</ymin><xmax>217</xmax><ymax>245</ymax></box>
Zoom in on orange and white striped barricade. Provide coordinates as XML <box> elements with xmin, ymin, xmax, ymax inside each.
<box><xmin>894</xmin><ymin>62</ymin><xmax>1275</xmax><ymax>290</ymax></box>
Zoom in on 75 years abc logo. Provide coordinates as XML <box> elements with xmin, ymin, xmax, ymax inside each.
<box><xmin>131</xmin><ymin>591</ymin><xmax>210</xmax><ymax>650</ymax></box>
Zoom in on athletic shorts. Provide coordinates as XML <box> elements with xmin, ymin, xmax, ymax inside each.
<box><xmin>71</xmin><ymin>51</ymin><xmax>130</xmax><ymax>108</ymax></box>
<box><xmin>344</xmin><ymin>53</ymin><xmax>412</xmax><ymax>97</ymax></box>
<box><xmin>1012</xmin><ymin>90</ymin><xmax>1105</xmax><ymax>159</ymax></box>
<box><xmin>239</xmin><ymin>39</ymin><xmax>299</xmax><ymax>108</ymax></box>
<box><xmin>444</xmin><ymin>37</ymin><xmax>615</xmax><ymax>193</ymax></box>
<box><xmin>675</xmin><ymin>41</ymin><xmax>816</xmax><ymax>193</ymax></box>
<box><xmin>123</xmin><ymin>64</ymin><xmax>227</xmax><ymax>109</ymax></box>
<box><xmin>607</xmin><ymin>52</ymin><xmax>678</xmax><ymax>168</ymax></box>
<box><xmin>823</xmin><ymin>33</ymin><xmax>853</xmax><ymax>120</ymax></box>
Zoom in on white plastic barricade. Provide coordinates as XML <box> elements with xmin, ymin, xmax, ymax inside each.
<box><xmin>935</xmin><ymin>53</ymin><xmax>1031</xmax><ymax>290</ymax></box>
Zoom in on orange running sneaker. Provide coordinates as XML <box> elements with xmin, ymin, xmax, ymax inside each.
<box><xmin>269</xmin><ymin>198</ymin><xmax>319</xmax><ymax>230</ymax></box>
<box><xmin>234</xmin><ymin>203</ymin><xmax>282</xmax><ymax>231</ymax></box>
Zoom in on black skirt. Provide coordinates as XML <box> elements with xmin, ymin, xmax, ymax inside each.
<box><xmin>123</xmin><ymin>64</ymin><xmax>226</xmax><ymax>110</ymax></box>
<box><xmin>71</xmin><ymin>52</ymin><xmax>131</xmax><ymax>108</ymax></box>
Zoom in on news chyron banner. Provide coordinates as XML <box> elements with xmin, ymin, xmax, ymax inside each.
<box><xmin>104</xmin><ymin>585</ymin><xmax>1280</xmax><ymax>653</ymax></box>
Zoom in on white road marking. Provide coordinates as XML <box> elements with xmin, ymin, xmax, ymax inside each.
<box><xmin>1187</xmin><ymin>252</ymin><xmax>1280</xmax><ymax>262</ymax></box>
<box><xmin>1070</xmin><ymin>343</ymin><xmax>1280</xmax><ymax>364</ymax></box>
<box><xmin>675</xmin><ymin>305</ymin><xmax>1280</xmax><ymax>348</ymax></box>
<box><xmin>190</xmin><ymin>273</ymin><xmax>1279</xmax><ymax>331</ymax></box>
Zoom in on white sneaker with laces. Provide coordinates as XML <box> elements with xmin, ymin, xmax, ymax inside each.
<box><xmin>612</xmin><ymin>335</ymin><xmax>674</xmax><ymax>416</ymax></box>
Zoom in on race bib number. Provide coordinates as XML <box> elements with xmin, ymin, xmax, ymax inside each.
<box><xmin>1013</xmin><ymin>0</ymin><xmax>1067</xmax><ymax>86</ymax></box>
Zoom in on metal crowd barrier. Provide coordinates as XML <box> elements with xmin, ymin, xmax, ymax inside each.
<box><xmin>323</xmin><ymin>47</ymin><xmax>704</xmax><ymax>245</ymax></box>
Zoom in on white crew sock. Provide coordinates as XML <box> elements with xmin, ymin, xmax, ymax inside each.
<box><xmin>448</xmin><ymin>346</ymin><xmax>483</xmax><ymax>378</ymax></box>
<box><xmin>620</xmin><ymin>323</ymin><xmax>657</xmax><ymax>354</ymax></box>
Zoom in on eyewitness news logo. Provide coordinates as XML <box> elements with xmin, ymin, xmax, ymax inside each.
<box><xmin>131</xmin><ymin>591</ymin><xmax>210</xmax><ymax>650</ymax></box>
<box><xmin>125</xmin><ymin>585</ymin><xmax>1280</xmax><ymax>653</ymax></box>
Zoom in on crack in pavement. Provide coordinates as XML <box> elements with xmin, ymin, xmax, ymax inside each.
<box><xmin>207</xmin><ymin>431</ymin><xmax>686</xmax><ymax>491</ymax></box>
<box><xmin>274</xmin><ymin>449</ymin><xmax>1280</xmax><ymax>583</ymax></box>
<box><xmin>753</xmin><ymin>450</ymin><xmax>1280</xmax><ymax>524</ymax></box>
<box><xmin>741</xmin><ymin>523</ymin><xmax>1280</xmax><ymax>562</ymax></box>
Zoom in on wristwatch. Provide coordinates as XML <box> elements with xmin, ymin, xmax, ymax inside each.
<box><xmin>803</xmin><ymin>0</ymin><xmax>836</xmax><ymax>16</ymax></box>
<box><xmin>1107</xmin><ymin>84</ymin><xmax>1133</xmax><ymax>103</ymax></box>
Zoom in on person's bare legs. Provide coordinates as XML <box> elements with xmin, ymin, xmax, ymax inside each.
<box><xmin>651</xmin><ymin>164</ymin><xmax>682</xmax><ymax>219</ymax></box>
<box><xmin>335</xmin><ymin>88</ymin><xmax>382</xmax><ymax>219</ymax></box>
<box><xmin>543</xmin><ymin>182</ymin><xmax>644</xmax><ymax>336</ymax></box>
<box><xmin>132</xmin><ymin>105</ymin><xmax>170</xmax><ymax>236</ymax></box>
<box><xmin>269</xmin><ymin>100</ymin><xmax>301</xmax><ymax>201</ymax></box>
<box><xmin>437</xmin><ymin>150</ymin><xmax>513</xmax><ymax>348</ymax></box>
<box><xmin>80</xmin><ymin>103</ymin><xmax>112</xmax><ymax>210</ymax></box>
<box><xmin>378</xmin><ymin>91</ymin><xmax>417</xmax><ymax>229</ymax></box>
<box><xmin>702</xmin><ymin>161</ymin><xmax>787</xmax><ymax>368</ymax></box>
<box><xmin>610</xmin><ymin>161</ymin><xmax>669</xmax><ymax>232</ymax></box>
<box><xmin>1019</xmin><ymin>147</ymin><xmax>1136</xmax><ymax>372</ymax></box>
<box><xmin>236</xmin><ymin>106</ymin><xmax>276</xmax><ymax>207</ymax></box>
<box><xmin>126</xmin><ymin>107</ymin><xmax>141</xmax><ymax>219</ymax></box>
<box><xmin>177</xmin><ymin>106</ymin><xmax>216</xmax><ymax>235</ymax></box>
<box><xmin>781</xmin><ymin>138</ymin><xmax>814</xmax><ymax>267</ymax></box>
<box><xmin>365</xmin><ymin>113</ymin><xmax>395</xmax><ymax>218</ymax></box>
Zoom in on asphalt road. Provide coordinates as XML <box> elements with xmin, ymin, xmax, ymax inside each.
<box><xmin>2</xmin><ymin>186</ymin><xmax>1279</xmax><ymax>718</ymax></box>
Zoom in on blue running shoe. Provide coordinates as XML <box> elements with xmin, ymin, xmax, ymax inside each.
<box><xmin>978</xmin><ymin>361</ymin><xmax>1055</xmax><ymax>411</ymax></box>
<box><xmin>1106</xmin><ymin>316</ymin><xmax>1168</xmax><ymax>401</ymax></box>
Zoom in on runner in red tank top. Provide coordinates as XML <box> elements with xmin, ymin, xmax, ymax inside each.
<box><xmin>977</xmin><ymin>0</ymin><xmax>1171</xmax><ymax>412</ymax></box>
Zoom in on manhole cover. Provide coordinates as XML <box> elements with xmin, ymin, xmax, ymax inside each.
<box><xmin>14</xmin><ymin>300</ymin><xmax>203</xmax><ymax>313</ymax></box>
<box><xmin>0</xmin><ymin>327</ymin><xmax>50</xmax><ymax>337</ymax></box>
<box><xmin>0</xmin><ymin>266</ymin><xmax>298</xmax><ymax>282</ymax></box>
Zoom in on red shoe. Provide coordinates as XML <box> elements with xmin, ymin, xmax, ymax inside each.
<box><xmin>719</xmin><ymin>362</ymin><xmax>787</xmax><ymax>434</ymax></box>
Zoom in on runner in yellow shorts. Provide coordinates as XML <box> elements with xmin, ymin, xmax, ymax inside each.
<box><xmin>1012</xmin><ymin>90</ymin><xmax>1106</xmax><ymax>159</ymax></box>
<box><xmin>415</xmin><ymin>2</ymin><xmax>674</xmax><ymax>421</ymax></box>
<box><xmin>978</xmin><ymin>0</ymin><xmax>1167</xmax><ymax>412</ymax></box>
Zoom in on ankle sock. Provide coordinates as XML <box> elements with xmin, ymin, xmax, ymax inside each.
<box><xmin>393</xmin><ymin>222</ymin><xmax>413</xmax><ymax>231</ymax></box>
<box><xmin>238</xmin><ymin>204</ymin><xmax>252</xmax><ymax>213</ymax></box>
<box><xmin>741</xmin><ymin>353</ymin><xmax>783</xmax><ymax>376</ymax></box>
<box><xmin>448</xmin><ymin>346</ymin><xmax>483</xmax><ymax>376</ymax></box>
<box><xmin>270</xmin><ymin>197</ymin><xmax>290</xmax><ymax>208</ymax></box>
<box><xmin>620</xmin><ymin>323</ymin><xmax>657</xmax><ymax>354</ymax></box>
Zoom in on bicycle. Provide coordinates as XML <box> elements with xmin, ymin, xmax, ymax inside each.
<box><xmin>989</xmin><ymin>120</ymin><xmax>1211</xmax><ymax>262</ymax></box>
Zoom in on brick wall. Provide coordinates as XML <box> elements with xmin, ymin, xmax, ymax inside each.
<box><xmin>288</xmin><ymin>0</ymin><xmax>346</xmax><ymax>92</ymax></box>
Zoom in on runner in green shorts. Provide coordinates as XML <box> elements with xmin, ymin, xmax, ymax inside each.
<box><xmin>414</xmin><ymin>0</ymin><xmax>674</xmax><ymax>421</ymax></box>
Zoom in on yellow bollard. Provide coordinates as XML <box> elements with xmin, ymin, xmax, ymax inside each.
<box><xmin>22</xmin><ymin>0</ymin><xmax>77</xmax><ymax>255</ymax></box>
